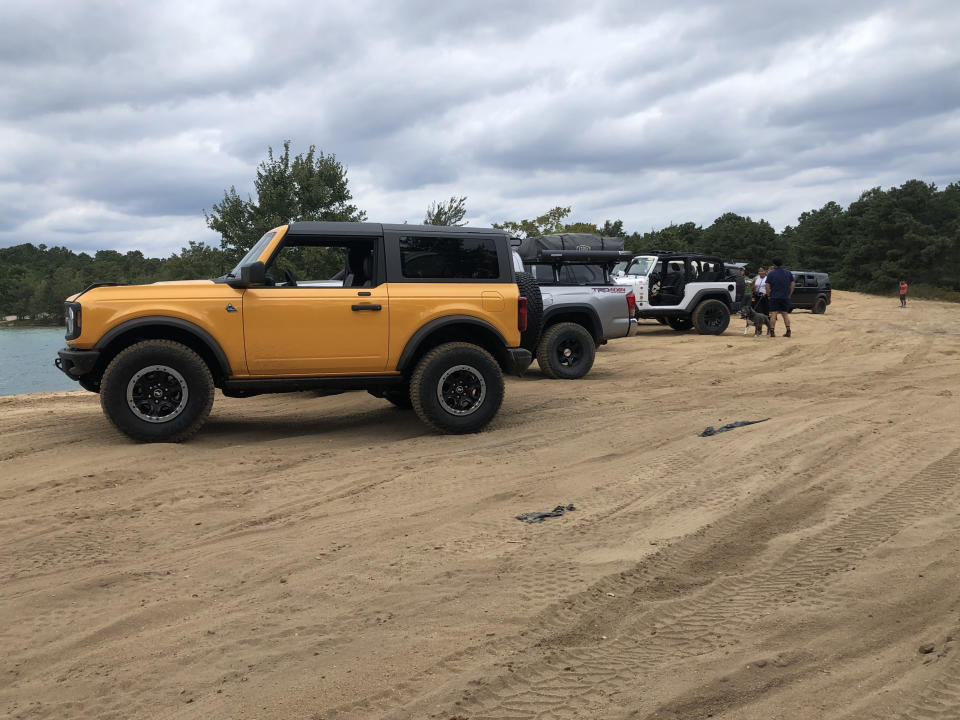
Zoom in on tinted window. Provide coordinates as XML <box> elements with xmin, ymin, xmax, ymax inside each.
<box><xmin>525</xmin><ymin>264</ymin><xmax>556</xmax><ymax>283</ymax></box>
<box><xmin>400</xmin><ymin>236</ymin><xmax>500</xmax><ymax>279</ymax></box>
<box><xmin>559</xmin><ymin>265</ymin><xmax>605</xmax><ymax>284</ymax></box>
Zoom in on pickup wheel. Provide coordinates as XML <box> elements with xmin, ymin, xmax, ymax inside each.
<box><xmin>516</xmin><ymin>271</ymin><xmax>543</xmax><ymax>353</ymax></box>
<box><xmin>536</xmin><ymin>322</ymin><xmax>596</xmax><ymax>379</ymax></box>
<box><xmin>99</xmin><ymin>340</ymin><xmax>214</xmax><ymax>442</ymax></box>
<box><xmin>410</xmin><ymin>342</ymin><xmax>504</xmax><ymax>434</ymax></box>
<box><xmin>667</xmin><ymin>316</ymin><xmax>694</xmax><ymax>331</ymax></box>
<box><xmin>692</xmin><ymin>299</ymin><xmax>730</xmax><ymax>334</ymax></box>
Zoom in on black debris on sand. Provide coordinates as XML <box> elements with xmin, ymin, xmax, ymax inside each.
<box><xmin>700</xmin><ymin>418</ymin><xmax>770</xmax><ymax>437</ymax></box>
<box><xmin>516</xmin><ymin>504</ymin><xmax>576</xmax><ymax>523</ymax></box>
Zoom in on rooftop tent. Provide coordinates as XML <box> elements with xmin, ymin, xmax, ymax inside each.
<box><xmin>515</xmin><ymin>233</ymin><xmax>625</xmax><ymax>260</ymax></box>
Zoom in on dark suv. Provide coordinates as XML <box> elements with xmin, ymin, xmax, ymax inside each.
<box><xmin>788</xmin><ymin>270</ymin><xmax>831</xmax><ymax>314</ymax></box>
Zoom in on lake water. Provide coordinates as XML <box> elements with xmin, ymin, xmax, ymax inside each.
<box><xmin>0</xmin><ymin>327</ymin><xmax>80</xmax><ymax>396</ymax></box>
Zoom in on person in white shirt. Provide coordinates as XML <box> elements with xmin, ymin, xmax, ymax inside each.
<box><xmin>744</xmin><ymin>267</ymin><xmax>769</xmax><ymax>333</ymax></box>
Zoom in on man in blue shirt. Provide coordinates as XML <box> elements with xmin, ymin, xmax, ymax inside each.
<box><xmin>765</xmin><ymin>259</ymin><xmax>795</xmax><ymax>337</ymax></box>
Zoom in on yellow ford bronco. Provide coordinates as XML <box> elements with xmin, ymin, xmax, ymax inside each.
<box><xmin>56</xmin><ymin>222</ymin><xmax>535</xmax><ymax>441</ymax></box>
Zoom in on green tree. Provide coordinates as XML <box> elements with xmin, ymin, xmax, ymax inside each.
<box><xmin>626</xmin><ymin>222</ymin><xmax>703</xmax><ymax>254</ymax></box>
<box><xmin>702</xmin><ymin>213</ymin><xmax>783</xmax><ymax>272</ymax></box>
<box><xmin>205</xmin><ymin>141</ymin><xmax>365</xmax><ymax>260</ymax></box>
<box><xmin>424</xmin><ymin>196</ymin><xmax>468</xmax><ymax>226</ymax></box>
<box><xmin>600</xmin><ymin>219</ymin><xmax>627</xmax><ymax>237</ymax></box>
<box><xmin>495</xmin><ymin>206</ymin><xmax>572</xmax><ymax>237</ymax></box>
<box><xmin>782</xmin><ymin>201</ymin><xmax>846</xmax><ymax>273</ymax></box>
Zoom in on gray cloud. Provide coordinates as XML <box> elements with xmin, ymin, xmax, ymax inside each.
<box><xmin>0</xmin><ymin>0</ymin><xmax>958</xmax><ymax>256</ymax></box>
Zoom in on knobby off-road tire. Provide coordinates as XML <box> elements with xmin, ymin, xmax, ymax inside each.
<box><xmin>410</xmin><ymin>342</ymin><xmax>504</xmax><ymax>434</ymax></box>
<box><xmin>813</xmin><ymin>298</ymin><xmax>827</xmax><ymax>314</ymax></box>
<box><xmin>536</xmin><ymin>322</ymin><xmax>596</xmax><ymax>380</ymax></box>
<box><xmin>692</xmin><ymin>298</ymin><xmax>730</xmax><ymax>335</ymax></box>
<box><xmin>100</xmin><ymin>340</ymin><xmax>214</xmax><ymax>442</ymax></box>
<box><xmin>515</xmin><ymin>271</ymin><xmax>543</xmax><ymax>354</ymax></box>
<box><xmin>667</xmin><ymin>316</ymin><xmax>694</xmax><ymax>332</ymax></box>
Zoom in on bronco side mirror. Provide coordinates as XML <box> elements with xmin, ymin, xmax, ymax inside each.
<box><xmin>241</xmin><ymin>261</ymin><xmax>266</xmax><ymax>286</ymax></box>
<box><xmin>228</xmin><ymin>261</ymin><xmax>266</xmax><ymax>289</ymax></box>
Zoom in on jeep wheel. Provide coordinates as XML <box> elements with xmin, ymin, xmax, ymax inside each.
<box><xmin>813</xmin><ymin>298</ymin><xmax>827</xmax><ymax>314</ymax></box>
<box><xmin>667</xmin><ymin>316</ymin><xmax>694</xmax><ymax>332</ymax></box>
<box><xmin>410</xmin><ymin>342</ymin><xmax>504</xmax><ymax>434</ymax></box>
<box><xmin>536</xmin><ymin>322</ymin><xmax>596</xmax><ymax>379</ymax></box>
<box><xmin>692</xmin><ymin>299</ymin><xmax>730</xmax><ymax>335</ymax></box>
<box><xmin>100</xmin><ymin>340</ymin><xmax>214</xmax><ymax>442</ymax></box>
<box><xmin>516</xmin><ymin>271</ymin><xmax>543</xmax><ymax>353</ymax></box>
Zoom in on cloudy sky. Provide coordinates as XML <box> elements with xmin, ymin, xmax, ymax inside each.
<box><xmin>2</xmin><ymin>0</ymin><xmax>959</xmax><ymax>257</ymax></box>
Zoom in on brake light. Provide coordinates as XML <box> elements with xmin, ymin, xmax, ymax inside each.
<box><xmin>518</xmin><ymin>296</ymin><xmax>528</xmax><ymax>332</ymax></box>
<box><xmin>626</xmin><ymin>291</ymin><xmax>636</xmax><ymax>313</ymax></box>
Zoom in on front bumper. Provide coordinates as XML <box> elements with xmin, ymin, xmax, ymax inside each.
<box><xmin>55</xmin><ymin>347</ymin><xmax>100</xmax><ymax>379</ymax></box>
<box><xmin>505</xmin><ymin>348</ymin><xmax>533</xmax><ymax>377</ymax></box>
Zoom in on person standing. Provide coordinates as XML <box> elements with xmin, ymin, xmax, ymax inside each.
<box><xmin>752</xmin><ymin>267</ymin><xmax>769</xmax><ymax>315</ymax></box>
<box><xmin>765</xmin><ymin>259</ymin><xmax>795</xmax><ymax>337</ymax></box>
<box><xmin>899</xmin><ymin>279</ymin><xmax>908</xmax><ymax>308</ymax></box>
<box><xmin>744</xmin><ymin>267</ymin><xmax>769</xmax><ymax>334</ymax></box>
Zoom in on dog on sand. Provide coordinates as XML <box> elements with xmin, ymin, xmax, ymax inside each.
<box><xmin>740</xmin><ymin>306</ymin><xmax>771</xmax><ymax>336</ymax></box>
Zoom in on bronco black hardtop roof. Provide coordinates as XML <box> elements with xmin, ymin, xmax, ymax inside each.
<box><xmin>286</xmin><ymin>222</ymin><xmax>508</xmax><ymax>237</ymax></box>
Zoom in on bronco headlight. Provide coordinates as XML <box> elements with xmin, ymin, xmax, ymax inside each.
<box><xmin>64</xmin><ymin>302</ymin><xmax>81</xmax><ymax>340</ymax></box>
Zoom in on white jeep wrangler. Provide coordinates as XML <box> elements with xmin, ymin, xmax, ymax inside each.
<box><xmin>612</xmin><ymin>252</ymin><xmax>744</xmax><ymax>334</ymax></box>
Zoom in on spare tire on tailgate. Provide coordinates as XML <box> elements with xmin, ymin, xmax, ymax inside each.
<box><xmin>516</xmin><ymin>271</ymin><xmax>543</xmax><ymax>353</ymax></box>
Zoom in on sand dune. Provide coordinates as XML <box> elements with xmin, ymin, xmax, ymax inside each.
<box><xmin>1</xmin><ymin>290</ymin><xmax>958</xmax><ymax>720</ymax></box>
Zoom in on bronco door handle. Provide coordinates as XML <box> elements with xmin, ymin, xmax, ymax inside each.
<box><xmin>351</xmin><ymin>304</ymin><xmax>382</xmax><ymax>311</ymax></box>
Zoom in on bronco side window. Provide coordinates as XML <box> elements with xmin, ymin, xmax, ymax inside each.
<box><xmin>266</xmin><ymin>239</ymin><xmax>378</xmax><ymax>288</ymax></box>
<box><xmin>399</xmin><ymin>236</ymin><xmax>499</xmax><ymax>279</ymax></box>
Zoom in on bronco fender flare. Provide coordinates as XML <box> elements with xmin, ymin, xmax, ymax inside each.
<box><xmin>93</xmin><ymin>316</ymin><xmax>233</xmax><ymax>377</ymax></box>
<box><xmin>397</xmin><ymin>315</ymin><xmax>508</xmax><ymax>374</ymax></box>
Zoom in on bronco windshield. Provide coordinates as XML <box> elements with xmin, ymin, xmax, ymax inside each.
<box><xmin>624</xmin><ymin>256</ymin><xmax>657</xmax><ymax>276</ymax></box>
<box><xmin>229</xmin><ymin>231</ymin><xmax>277</xmax><ymax>277</ymax></box>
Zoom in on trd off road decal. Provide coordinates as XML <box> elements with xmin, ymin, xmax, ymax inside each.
<box><xmin>592</xmin><ymin>286</ymin><xmax>627</xmax><ymax>293</ymax></box>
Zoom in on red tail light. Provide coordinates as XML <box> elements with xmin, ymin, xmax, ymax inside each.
<box><xmin>518</xmin><ymin>296</ymin><xmax>528</xmax><ymax>332</ymax></box>
<box><xmin>626</xmin><ymin>291</ymin><xmax>636</xmax><ymax>313</ymax></box>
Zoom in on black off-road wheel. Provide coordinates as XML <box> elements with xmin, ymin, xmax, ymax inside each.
<box><xmin>410</xmin><ymin>342</ymin><xmax>504</xmax><ymax>434</ymax></box>
<box><xmin>692</xmin><ymin>299</ymin><xmax>730</xmax><ymax>335</ymax></box>
<box><xmin>813</xmin><ymin>298</ymin><xmax>827</xmax><ymax>314</ymax></box>
<box><xmin>99</xmin><ymin>340</ymin><xmax>214</xmax><ymax>442</ymax></box>
<box><xmin>516</xmin><ymin>271</ymin><xmax>543</xmax><ymax>353</ymax></box>
<box><xmin>667</xmin><ymin>316</ymin><xmax>694</xmax><ymax>332</ymax></box>
<box><xmin>536</xmin><ymin>322</ymin><xmax>596</xmax><ymax>380</ymax></box>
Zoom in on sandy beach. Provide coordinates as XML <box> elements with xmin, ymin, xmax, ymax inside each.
<box><xmin>2</xmin><ymin>289</ymin><xmax>958</xmax><ymax>720</ymax></box>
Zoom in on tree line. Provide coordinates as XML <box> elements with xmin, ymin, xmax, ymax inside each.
<box><xmin>2</xmin><ymin>141</ymin><xmax>957</xmax><ymax>323</ymax></box>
